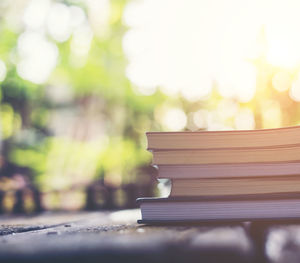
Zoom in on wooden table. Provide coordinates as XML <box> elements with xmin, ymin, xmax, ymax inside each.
<box><xmin>0</xmin><ymin>210</ymin><xmax>299</xmax><ymax>263</ymax></box>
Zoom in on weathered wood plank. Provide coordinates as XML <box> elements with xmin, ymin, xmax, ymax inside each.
<box><xmin>0</xmin><ymin>210</ymin><xmax>274</xmax><ymax>263</ymax></box>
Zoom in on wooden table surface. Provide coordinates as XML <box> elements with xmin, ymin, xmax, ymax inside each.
<box><xmin>0</xmin><ymin>210</ymin><xmax>300</xmax><ymax>263</ymax></box>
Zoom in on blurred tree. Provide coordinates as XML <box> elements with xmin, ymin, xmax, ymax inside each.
<box><xmin>0</xmin><ymin>0</ymin><xmax>164</xmax><ymax>211</ymax></box>
<box><xmin>0</xmin><ymin>0</ymin><xmax>299</xmax><ymax>211</ymax></box>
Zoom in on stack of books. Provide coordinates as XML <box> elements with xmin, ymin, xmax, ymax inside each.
<box><xmin>138</xmin><ymin>127</ymin><xmax>300</xmax><ymax>223</ymax></box>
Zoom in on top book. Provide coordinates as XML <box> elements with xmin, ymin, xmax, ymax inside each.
<box><xmin>146</xmin><ymin>126</ymin><xmax>300</xmax><ymax>150</ymax></box>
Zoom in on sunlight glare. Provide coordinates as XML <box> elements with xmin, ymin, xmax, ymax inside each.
<box><xmin>193</xmin><ymin>110</ymin><xmax>209</xmax><ymax>129</ymax></box>
<box><xmin>217</xmin><ymin>100</ymin><xmax>239</xmax><ymax>120</ymax></box>
<box><xmin>0</xmin><ymin>60</ymin><xmax>7</xmax><ymax>82</ymax></box>
<box><xmin>123</xmin><ymin>0</ymin><xmax>300</xmax><ymax>101</ymax></box>
<box><xmin>290</xmin><ymin>75</ymin><xmax>300</xmax><ymax>102</ymax></box>
<box><xmin>234</xmin><ymin>108</ymin><xmax>255</xmax><ymax>130</ymax></box>
<box><xmin>206</xmin><ymin>111</ymin><xmax>232</xmax><ymax>131</ymax></box>
<box><xmin>161</xmin><ymin>108</ymin><xmax>187</xmax><ymax>131</ymax></box>
<box><xmin>261</xmin><ymin>100</ymin><xmax>282</xmax><ymax>128</ymax></box>
<box><xmin>272</xmin><ymin>72</ymin><xmax>291</xmax><ymax>92</ymax></box>
<box><xmin>17</xmin><ymin>31</ymin><xmax>58</xmax><ymax>84</ymax></box>
<box><xmin>69</xmin><ymin>6</ymin><xmax>86</xmax><ymax>29</ymax></box>
<box><xmin>46</xmin><ymin>3</ymin><xmax>72</xmax><ymax>42</ymax></box>
<box><xmin>218</xmin><ymin>61</ymin><xmax>257</xmax><ymax>102</ymax></box>
<box><xmin>180</xmin><ymin>76</ymin><xmax>212</xmax><ymax>102</ymax></box>
<box><xmin>265</xmin><ymin>0</ymin><xmax>300</xmax><ymax>68</ymax></box>
<box><xmin>70</xmin><ymin>23</ymin><xmax>93</xmax><ymax>57</ymax></box>
<box><xmin>23</xmin><ymin>0</ymin><xmax>50</xmax><ymax>30</ymax></box>
<box><xmin>86</xmin><ymin>0</ymin><xmax>110</xmax><ymax>37</ymax></box>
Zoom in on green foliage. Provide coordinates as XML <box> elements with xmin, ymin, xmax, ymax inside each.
<box><xmin>1</xmin><ymin>0</ymin><xmax>300</xmax><ymax>195</ymax></box>
<box><xmin>0</xmin><ymin>0</ymin><xmax>162</xmax><ymax>193</ymax></box>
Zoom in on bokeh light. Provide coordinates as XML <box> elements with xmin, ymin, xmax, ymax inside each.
<box><xmin>17</xmin><ymin>31</ymin><xmax>58</xmax><ymax>84</ymax></box>
<box><xmin>23</xmin><ymin>0</ymin><xmax>50</xmax><ymax>30</ymax></box>
<box><xmin>261</xmin><ymin>100</ymin><xmax>282</xmax><ymax>128</ymax></box>
<box><xmin>234</xmin><ymin>108</ymin><xmax>255</xmax><ymax>130</ymax></box>
<box><xmin>289</xmin><ymin>73</ymin><xmax>300</xmax><ymax>102</ymax></box>
<box><xmin>193</xmin><ymin>110</ymin><xmax>209</xmax><ymax>130</ymax></box>
<box><xmin>2</xmin><ymin>0</ymin><xmax>300</xmax><ymax>212</ymax></box>
<box><xmin>272</xmin><ymin>72</ymin><xmax>291</xmax><ymax>92</ymax></box>
<box><xmin>47</xmin><ymin>3</ymin><xmax>72</xmax><ymax>42</ymax></box>
<box><xmin>0</xmin><ymin>60</ymin><xmax>7</xmax><ymax>82</ymax></box>
<box><xmin>161</xmin><ymin>108</ymin><xmax>187</xmax><ymax>131</ymax></box>
<box><xmin>123</xmin><ymin>0</ymin><xmax>300</xmax><ymax>106</ymax></box>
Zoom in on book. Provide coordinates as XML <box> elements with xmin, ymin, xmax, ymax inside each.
<box><xmin>138</xmin><ymin>193</ymin><xmax>300</xmax><ymax>222</ymax></box>
<box><xmin>147</xmin><ymin>126</ymin><xmax>300</xmax><ymax>150</ymax></box>
<box><xmin>157</xmin><ymin>162</ymin><xmax>300</xmax><ymax>179</ymax></box>
<box><xmin>139</xmin><ymin>128</ymin><xmax>300</xmax><ymax>224</ymax></box>
<box><xmin>170</xmin><ymin>176</ymin><xmax>300</xmax><ymax>196</ymax></box>
<box><xmin>152</xmin><ymin>145</ymin><xmax>300</xmax><ymax>165</ymax></box>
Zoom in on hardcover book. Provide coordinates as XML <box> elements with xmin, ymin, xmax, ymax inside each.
<box><xmin>156</xmin><ymin>163</ymin><xmax>300</xmax><ymax>179</ymax></box>
<box><xmin>170</xmin><ymin>176</ymin><xmax>300</xmax><ymax>196</ymax></box>
<box><xmin>138</xmin><ymin>193</ymin><xmax>300</xmax><ymax>223</ymax></box>
<box><xmin>152</xmin><ymin>146</ymin><xmax>300</xmax><ymax>165</ymax></box>
<box><xmin>139</xmin><ymin>128</ymin><xmax>300</xmax><ymax>224</ymax></box>
<box><xmin>147</xmin><ymin>126</ymin><xmax>300</xmax><ymax>150</ymax></box>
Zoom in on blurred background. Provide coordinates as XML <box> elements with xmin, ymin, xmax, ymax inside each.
<box><xmin>0</xmin><ymin>0</ymin><xmax>300</xmax><ymax>213</ymax></box>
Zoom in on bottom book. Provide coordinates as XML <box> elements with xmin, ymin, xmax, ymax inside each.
<box><xmin>137</xmin><ymin>193</ymin><xmax>300</xmax><ymax>223</ymax></box>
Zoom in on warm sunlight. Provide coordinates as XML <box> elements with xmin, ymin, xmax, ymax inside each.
<box><xmin>123</xmin><ymin>0</ymin><xmax>300</xmax><ymax>103</ymax></box>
